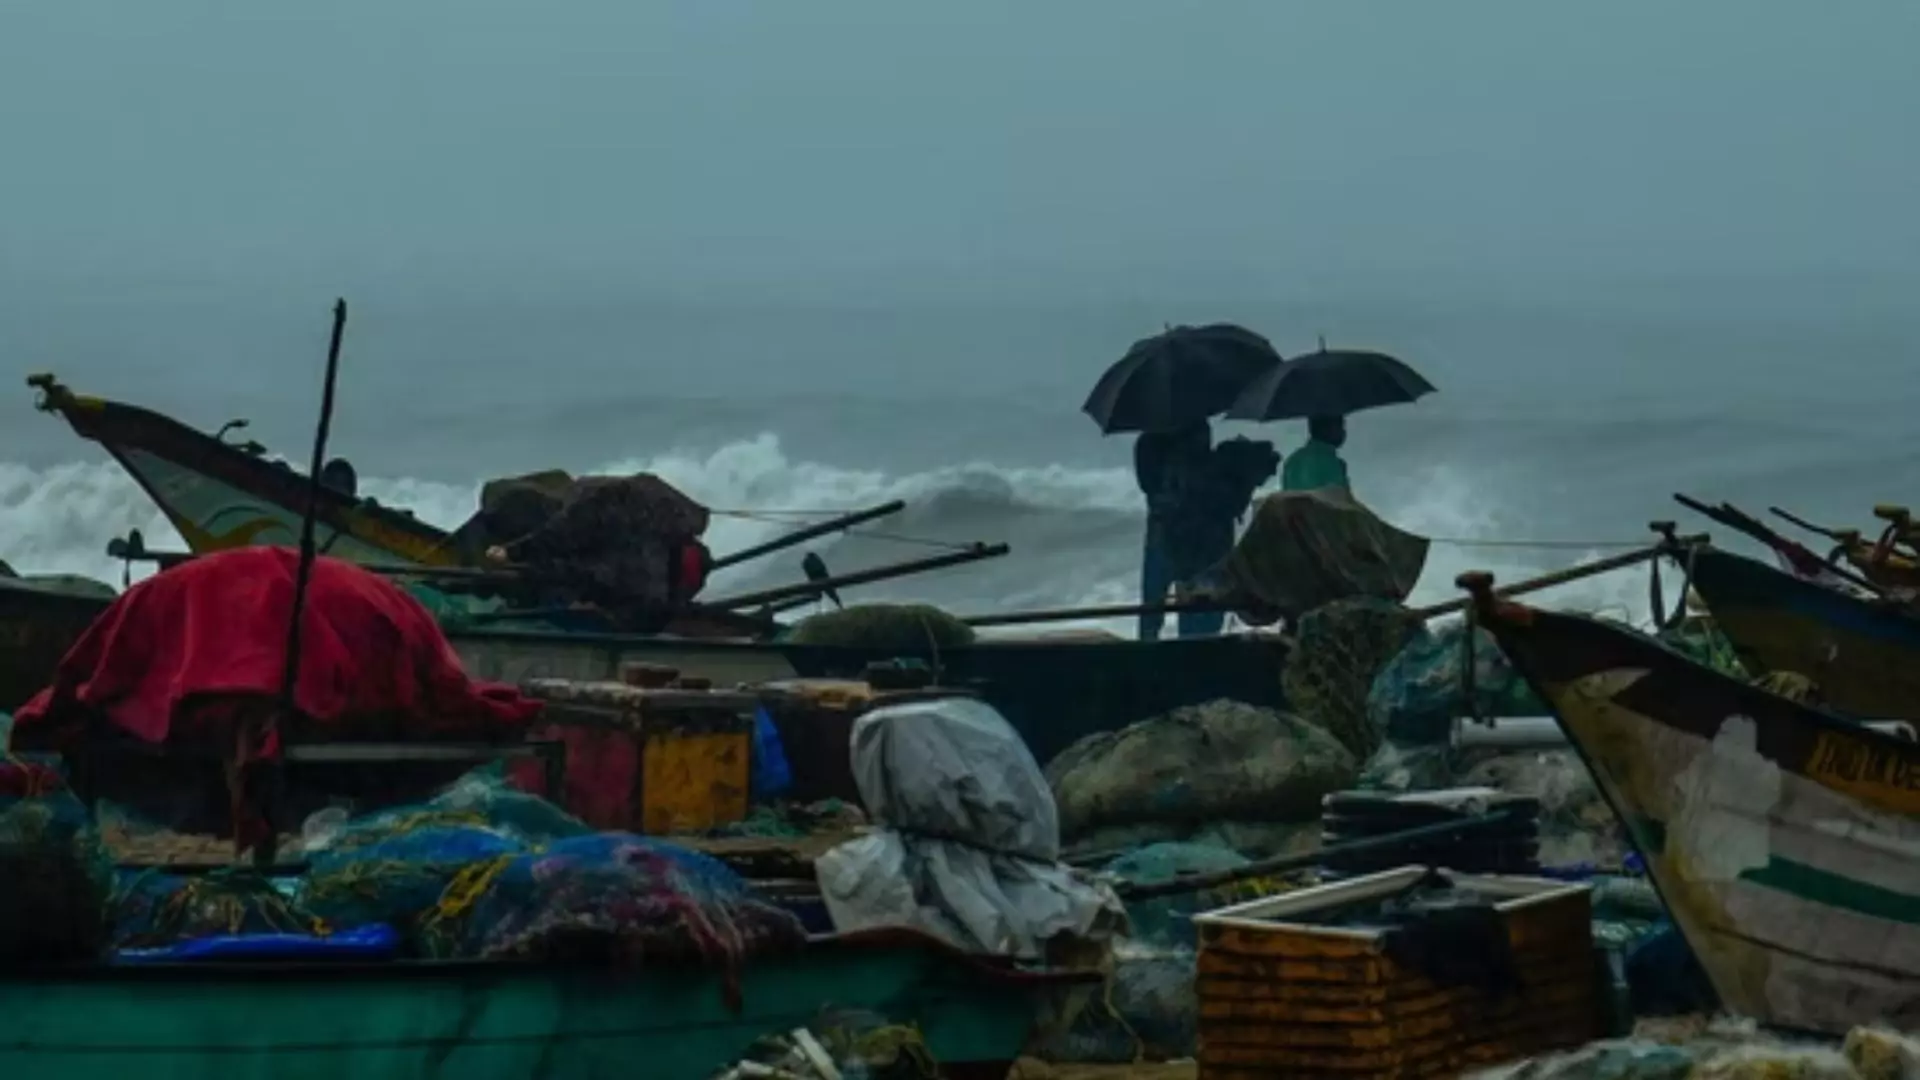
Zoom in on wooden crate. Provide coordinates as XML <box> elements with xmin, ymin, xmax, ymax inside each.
<box><xmin>1192</xmin><ymin>866</ymin><xmax>1600</xmax><ymax>1079</ymax></box>
<box><xmin>513</xmin><ymin>679</ymin><xmax>757</xmax><ymax>834</ymax></box>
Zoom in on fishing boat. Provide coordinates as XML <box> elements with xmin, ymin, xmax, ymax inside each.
<box><xmin>0</xmin><ymin>926</ymin><xmax>1089</xmax><ymax>1079</ymax></box>
<box><xmin>1682</xmin><ymin>543</ymin><xmax>1920</xmax><ymax>721</ymax></box>
<box><xmin>0</xmin><ymin>574</ymin><xmax>113</xmax><ymax>712</ymax></box>
<box><xmin>1460</xmin><ymin>571</ymin><xmax>1920</xmax><ymax>1035</ymax></box>
<box><xmin>20</xmin><ymin>373</ymin><xmax>1292</xmax><ymax>762</ymax></box>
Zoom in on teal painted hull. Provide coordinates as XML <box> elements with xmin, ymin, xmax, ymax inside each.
<box><xmin>0</xmin><ymin>933</ymin><xmax>1081</xmax><ymax>1080</ymax></box>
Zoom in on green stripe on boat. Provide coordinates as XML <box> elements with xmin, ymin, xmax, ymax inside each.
<box><xmin>1740</xmin><ymin>857</ymin><xmax>1920</xmax><ymax>927</ymax></box>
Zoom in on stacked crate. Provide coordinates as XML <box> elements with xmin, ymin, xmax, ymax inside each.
<box><xmin>1192</xmin><ymin>866</ymin><xmax>1601</xmax><ymax>1079</ymax></box>
<box><xmin>1319</xmin><ymin>789</ymin><xmax>1544</xmax><ymax>877</ymax></box>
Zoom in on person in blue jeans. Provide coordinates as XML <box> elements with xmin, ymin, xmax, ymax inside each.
<box><xmin>1135</xmin><ymin>422</ymin><xmax>1212</xmax><ymax>640</ymax></box>
<box><xmin>1137</xmin><ymin>429</ymin><xmax>1281</xmax><ymax>640</ymax></box>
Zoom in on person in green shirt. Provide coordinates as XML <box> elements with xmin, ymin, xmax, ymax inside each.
<box><xmin>1281</xmin><ymin>414</ymin><xmax>1350</xmax><ymax>492</ymax></box>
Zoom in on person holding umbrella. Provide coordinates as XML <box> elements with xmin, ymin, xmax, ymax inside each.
<box><xmin>1083</xmin><ymin>324</ymin><xmax>1285</xmax><ymax>639</ymax></box>
<box><xmin>1134</xmin><ymin>419</ymin><xmax>1213</xmax><ymax>640</ymax></box>
<box><xmin>1231</xmin><ymin>344</ymin><xmax>1436</xmax><ymax>493</ymax></box>
<box><xmin>1281</xmin><ymin>414</ymin><xmax>1350</xmax><ymax>492</ymax></box>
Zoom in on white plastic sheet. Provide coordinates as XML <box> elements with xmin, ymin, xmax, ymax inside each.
<box><xmin>815</xmin><ymin>694</ymin><xmax>1122</xmax><ymax>958</ymax></box>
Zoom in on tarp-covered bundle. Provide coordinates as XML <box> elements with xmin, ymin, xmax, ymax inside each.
<box><xmin>1047</xmin><ymin>699</ymin><xmax>1358</xmax><ymax>843</ymax></box>
<box><xmin>815</xmin><ymin>694</ymin><xmax>1123</xmax><ymax>959</ymax></box>
<box><xmin>15</xmin><ymin>548</ymin><xmax>540</xmax><ymax>745</ymax></box>
<box><xmin>1221</xmin><ymin>488</ymin><xmax>1429</xmax><ymax>624</ymax></box>
<box><xmin>12</xmin><ymin>548</ymin><xmax>542</xmax><ymax>849</ymax></box>
<box><xmin>451</xmin><ymin>470</ymin><xmax>713</xmax><ymax>631</ymax></box>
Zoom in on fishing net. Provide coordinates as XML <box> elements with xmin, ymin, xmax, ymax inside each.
<box><xmin>300</xmin><ymin>824</ymin><xmax>527</xmax><ymax>956</ymax></box>
<box><xmin>111</xmin><ymin>870</ymin><xmax>323</xmax><ymax>949</ymax></box>
<box><xmin>294</xmin><ymin>767</ymin><xmax>590</xmax><ymax>954</ymax></box>
<box><xmin>785</xmin><ymin>603</ymin><xmax>976</xmax><ymax>651</ymax></box>
<box><xmin>446</xmin><ymin>470</ymin><xmax>711</xmax><ymax>631</ymax></box>
<box><xmin>1657</xmin><ymin>617</ymin><xmax>1748</xmax><ymax>679</ymax></box>
<box><xmin>462</xmin><ymin>833</ymin><xmax>807</xmax><ymax>968</ymax></box>
<box><xmin>1026</xmin><ymin>945</ymin><xmax>1199</xmax><ymax>1064</ymax></box>
<box><xmin>1365</xmin><ymin>620</ymin><xmax>1549</xmax><ymax>748</ymax></box>
<box><xmin>1047</xmin><ymin>699</ymin><xmax>1358</xmax><ymax>842</ymax></box>
<box><xmin>1103</xmin><ymin>842</ymin><xmax>1249</xmax><ymax>950</ymax></box>
<box><xmin>0</xmin><ymin>756</ymin><xmax>112</xmax><ymax>965</ymax></box>
<box><xmin>1281</xmin><ymin>598</ymin><xmax>1428</xmax><ymax>759</ymax></box>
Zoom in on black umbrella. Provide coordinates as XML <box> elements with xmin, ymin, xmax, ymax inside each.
<box><xmin>1082</xmin><ymin>323</ymin><xmax>1283</xmax><ymax>435</ymax></box>
<box><xmin>1227</xmin><ymin>347</ymin><xmax>1435</xmax><ymax>422</ymax></box>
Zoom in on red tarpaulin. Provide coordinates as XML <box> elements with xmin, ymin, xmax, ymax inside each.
<box><xmin>18</xmin><ymin>546</ymin><xmax>541</xmax><ymax>740</ymax></box>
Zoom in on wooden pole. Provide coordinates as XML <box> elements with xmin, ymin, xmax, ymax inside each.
<box><xmin>963</xmin><ymin>597</ymin><xmax>1238</xmax><ymax>629</ymax></box>
<box><xmin>1116</xmin><ymin>809</ymin><xmax>1524</xmax><ymax>899</ymax></box>
<box><xmin>958</xmin><ymin>534</ymin><xmax>1704</xmax><ymax>631</ymax></box>
<box><xmin>1406</xmin><ymin>532</ymin><xmax>1705</xmax><ymax>621</ymax></box>
<box><xmin>256</xmin><ymin>299</ymin><xmax>347</xmax><ymax>867</ymax></box>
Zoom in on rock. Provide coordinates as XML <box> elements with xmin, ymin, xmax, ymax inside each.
<box><xmin>1844</xmin><ymin>1028</ymin><xmax>1920</xmax><ymax>1080</ymax></box>
<box><xmin>1047</xmin><ymin>700</ymin><xmax>1358</xmax><ymax>842</ymax></box>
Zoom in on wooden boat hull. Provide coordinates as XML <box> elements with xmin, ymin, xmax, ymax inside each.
<box><xmin>2</xmin><ymin>592</ymin><xmax>1287</xmax><ymax>769</ymax></box>
<box><xmin>453</xmin><ymin>627</ymin><xmax>1288</xmax><ymax>765</ymax></box>
<box><xmin>32</xmin><ymin>376</ymin><xmax>461</xmax><ymax>567</ymax></box>
<box><xmin>1478</xmin><ymin>595</ymin><xmax>1920</xmax><ymax>1034</ymax></box>
<box><xmin>1687</xmin><ymin>545</ymin><xmax>1920</xmax><ymax>720</ymax></box>
<box><xmin>0</xmin><ymin>931</ymin><xmax>1085</xmax><ymax>1080</ymax></box>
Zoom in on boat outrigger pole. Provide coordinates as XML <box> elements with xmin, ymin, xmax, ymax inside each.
<box><xmin>705</xmin><ymin>542</ymin><xmax>1011</xmax><ymax>611</ymax></box>
<box><xmin>708</xmin><ymin>500</ymin><xmax>908</xmax><ymax>572</ymax></box>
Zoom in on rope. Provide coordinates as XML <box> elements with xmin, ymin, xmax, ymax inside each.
<box><xmin>1424</xmin><ymin>537</ymin><xmax>1649</xmax><ymax>551</ymax></box>
<box><xmin>715</xmin><ymin>508</ymin><xmax>974</xmax><ymax>552</ymax></box>
<box><xmin>710</xmin><ymin>508</ymin><xmax>849</xmax><ymax>520</ymax></box>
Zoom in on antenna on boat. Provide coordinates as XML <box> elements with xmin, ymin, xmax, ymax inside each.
<box><xmin>255</xmin><ymin>299</ymin><xmax>348</xmax><ymax>868</ymax></box>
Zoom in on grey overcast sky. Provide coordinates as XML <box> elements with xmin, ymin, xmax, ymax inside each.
<box><xmin>1</xmin><ymin>1</ymin><xmax>1915</xmax><ymax>307</ymax></box>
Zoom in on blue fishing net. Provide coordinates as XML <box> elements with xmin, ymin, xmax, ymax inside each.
<box><xmin>111</xmin><ymin>870</ymin><xmax>321</xmax><ymax>950</ymax></box>
<box><xmin>295</xmin><ymin>766</ymin><xmax>584</xmax><ymax>955</ymax></box>
<box><xmin>1366</xmin><ymin>621</ymin><xmax>1547</xmax><ymax>745</ymax></box>
<box><xmin>1104</xmin><ymin>842</ymin><xmax>1249</xmax><ymax>950</ymax></box>
<box><xmin>460</xmin><ymin>833</ymin><xmax>807</xmax><ymax>968</ymax></box>
<box><xmin>300</xmin><ymin>824</ymin><xmax>527</xmax><ymax>955</ymax></box>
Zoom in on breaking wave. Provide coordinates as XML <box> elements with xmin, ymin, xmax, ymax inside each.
<box><xmin>0</xmin><ymin>433</ymin><xmax>1662</xmax><ymax>633</ymax></box>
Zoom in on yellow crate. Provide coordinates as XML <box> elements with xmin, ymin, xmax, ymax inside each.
<box><xmin>520</xmin><ymin>680</ymin><xmax>758</xmax><ymax>834</ymax></box>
